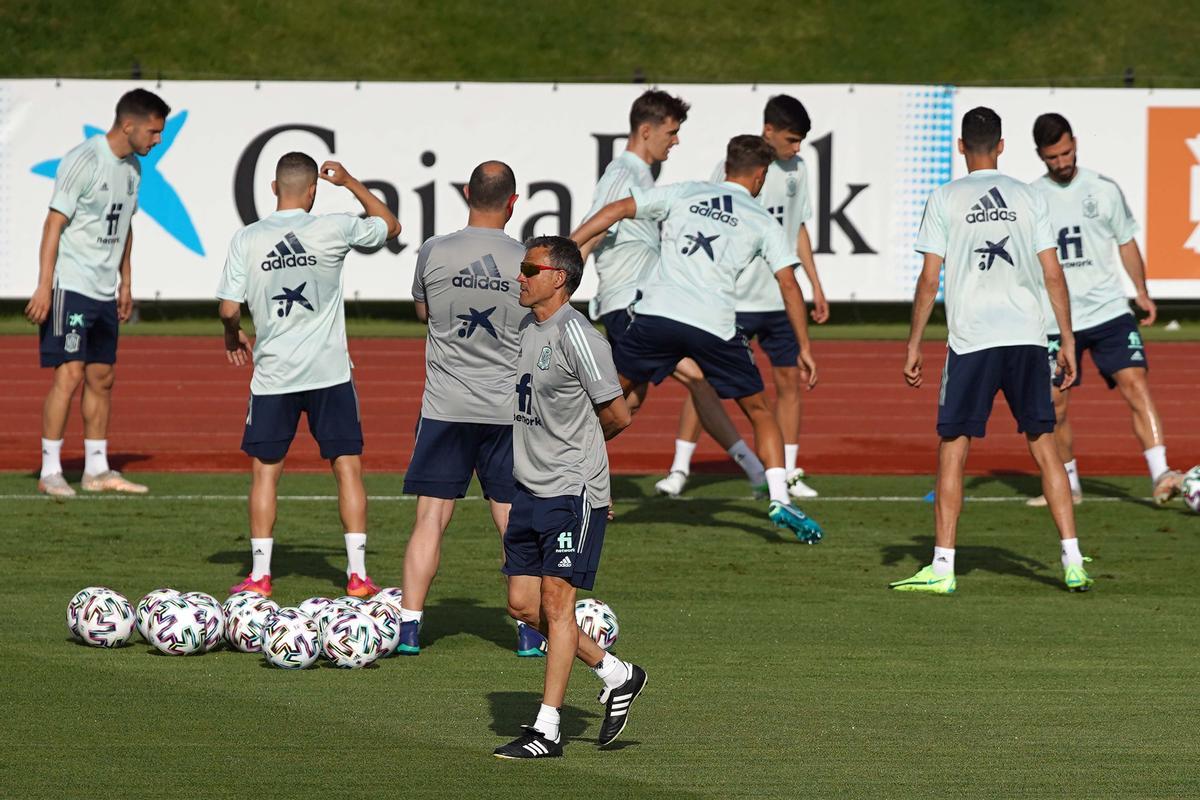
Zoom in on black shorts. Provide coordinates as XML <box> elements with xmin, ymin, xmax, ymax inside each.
<box><xmin>241</xmin><ymin>380</ymin><xmax>363</xmax><ymax>461</ymax></box>
<box><xmin>39</xmin><ymin>288</ymin><xmax>118</xmax><ymax>367</ymax></box>
<box><xmin>736</xmin><ymin>310</ymin><xmax>799</xmax><ymax>368</ymax></box>
<box><xmin>612</xmin><ymin>313</ymin><xmax>764</xmax><ymax>399</ymax></box>
<box><xmin>402</xmin><ymin>416</ymin><xmax>515</xmax><ymax>502</ymax></box>
<box><xmin>501</xmin><ymin>485</ymin><xmax>609</xmax><ymax>591</ymax></box>
<box><xmin>599</xmin><ymin>309</ymin><xmax>633</xmax><ymax>347</ymax></box>
<box><xmin>1050</xmin><ymin>313</ymin><xmax>1147</xmax><ymax>390</ymax></box>
<box><xmin>936</xmin><ymin>345</ymin><xmax>1055</xmax><ymax>438</ymax></box>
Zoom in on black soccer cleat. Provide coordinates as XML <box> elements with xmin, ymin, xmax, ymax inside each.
<box><xmin>492</xmin><ymin>727</ymin><xmax>563</xmax><ymax>759</ymax></box>
<box><xmin>597</xmin><ymin>663</ymin><xmax>647</xmax><ymax>747</ymax></box>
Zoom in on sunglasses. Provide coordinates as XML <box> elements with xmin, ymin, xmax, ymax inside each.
<box><xmin>519</xmin><ymin>261</ymin><xmax>565</xmax><ymax>278</ymax></box>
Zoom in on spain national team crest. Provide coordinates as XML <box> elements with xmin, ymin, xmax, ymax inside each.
<box><xmin>127</xmin><ymin>173</ymin><xmax>136</xmax><ymax>196</ymax></box>
<box><xmin>64</xmin><ymin>331</ymin><xmax>80</xmax><ymax>354</ymax></box>
<box><xmin>1082</xmin><ymin>195</ymin><xmax>1099</xmax><ymax>219</ymax></box>
<box><xmin>786</xmin><ymin>177</ymin><xmax>798</xmax><ymax>197</ymax></box>
<box><xmin>537</xmin><ymin>346</ymin><xmax>552</xmax><ymax>370</ymax></box>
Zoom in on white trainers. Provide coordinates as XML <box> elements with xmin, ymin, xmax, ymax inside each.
<box><xmin>1026</xmin><ymin>491</ymin><xmax>1082</xmax><ymax>507</ymax></box>
<box><xmin>654</xmin><ymin>470</ymin><xmax>688</xmax><ymax>497</ymax></box>
<box><xmin>786</xmin><ymin>468</ymin><xmax>818</xmax><ymax>498</ymax></box>
<box><xmin>38</xmin><ymin>472</ymin><xmax>76</xmax><ymax>497</ymax></box>
<box><xmin>1153</xmin><ymin>470</ymin><xmax>1183</xmax><ymax>505</ymax></box>
<box><xmin>81</xmin><ymin>469</ymin><xmax>149</xmax><ymax>494</ymax></box>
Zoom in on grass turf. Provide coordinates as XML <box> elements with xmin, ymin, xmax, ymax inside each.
<box><xmin>1</xmin><ymin>471</ymin><xmax>1198</xmax><ymax>797</ymax></box>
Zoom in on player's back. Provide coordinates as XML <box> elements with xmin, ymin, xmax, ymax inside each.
<box><xmin>414</xmin><ymin>226</ymin><xmax>527</xmax><ymax>424</ymax></box>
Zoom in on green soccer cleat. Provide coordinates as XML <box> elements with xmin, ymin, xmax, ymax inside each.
<box><xmin>889</xmin><ymin>565</ymin><xmax>956</xmax><ymax>594</ymax></box>
<box><xmin>1063</xmin><ymin>559</ymin><xmax>1094</xmax><ymax>592</ymax></box>
<box><xmin>767</xmin><ymin>500</ymin><xmax>823</xmax><ymax>543</ymax></box>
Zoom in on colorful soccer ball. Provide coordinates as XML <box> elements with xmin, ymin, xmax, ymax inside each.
<box><xmin>358</xmin><ymin>599</ymin><xmax>401</xmax><ymax>656</ymax></box>
<box><xmin>67</xmin><ymin>586</ymin><xmax>113</xmax><ymax>640</ymax></box>
<box><xmin>261</xmin><ymin>614</ymin><xmax>320</xmax><ymax>670</ymax></box>
<box><xmin>320</xmin><ymin>608</ymin><xmax>383</xmax><ymax>668</ymax></box>
<box><xmin>222</xmin><ymin>590</ymin><xmax>264</xmax><ymax>623</ymax></box>
<box><xmin>297</xmin><ymin>596</ymin><xmax>334</xmax><ymax>620</ymax></box>
<box><xmin>135</xmin><ymin>587</ymin><xmax>181</xmax><ymax>641</ymax></box>
<box><xmin>334</xmin><ymin>595</ymin><xmax>367</xmax><ymax>608</ymax></box>
<box><xmin>372</xmin><ymin>587</ymin><xmax>404</xmax><ymax>613</ymax></box>
<box><xmin>76</xmin><ymin>590</ymin><xmax>136</xmax><ymax>648</ymax></box>
<box><xmin>181</xmin><ymin>591</ymin><xmax>225</xmax><ymax>649</ymax></box>
<box><xmin>310</xmin><ymin>602</ymin><xmax>346</xmax><ymax>637</ymax></box>
<box><xmin>226</xmin><ymin>597</ymin><xmax>280</xmax><ymax>653</ymax></box>
<box><xmin>146</xmin><ymin>597</ymin><xmax>217</xmax><ymax>656</ymax></box>
<box><xmin>575</xmin><ymin>598</ymin><xmax>619</xmax><ymax>651</ymax></box>
<box><xmin>1182</xmin><ymin>465</ymin><xmax>1200</xmax><ymax>513</ymax></box>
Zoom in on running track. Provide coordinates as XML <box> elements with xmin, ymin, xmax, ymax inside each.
<box><xmin>1</xmin><ymin>336</ymin><xmax>1196</xmax><ymax>475</ymax></box>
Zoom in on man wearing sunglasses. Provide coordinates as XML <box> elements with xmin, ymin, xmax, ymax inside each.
<box><xmin>571</xmin><ymin>135</ymin><xmax>823</xmax><ymax>543</ymax></box>
<box><xmin>494</xmin><ymin>236</ymin><xmax>645</xmax><ymax>759</ymax></box>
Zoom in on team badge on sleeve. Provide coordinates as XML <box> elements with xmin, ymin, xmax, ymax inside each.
<box><xmin>537</xmin><ymin>346</ymin><xmax>552</xmax><ymax>370</ymax></box>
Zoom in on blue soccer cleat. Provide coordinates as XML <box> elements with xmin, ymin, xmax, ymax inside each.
<box><xmin>396</xmin><ymin>619</ymin><xmax>420</xmax><ymax>655</ymax></box>
<box><xmin>515</xmin><ymin>621</ymin><xmax>547</xmax><ymax>657</ymax></box>
<box><xmin>767</xmin><ymin>500</ymin><xmax>824</xmax><ymax>544</ymax></box>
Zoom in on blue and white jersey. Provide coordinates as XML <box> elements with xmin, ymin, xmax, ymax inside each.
<box><xmin>584</xmin><ymin>150</ymin><xmax>659</xmax><ymax>318</ymax></box>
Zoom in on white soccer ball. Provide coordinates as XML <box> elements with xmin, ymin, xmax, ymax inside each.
<box><xmin>181</xmin><ymin>591</ymin><xmax>225</xmax><ymax>649</ymax></box>
<box><xmin>76</xmin><ymin>590</ymin><xmax>136</xmax><ymax>648</ymax></box>
<box><xmin>146</xmin><ymin>597</ymin><xmax>217</xmax><ymax>656</ymax></box>
<box><xmin>261</xmin><ymin>613</ymin><xmax>320</xmax><ymax>669</ymax></box>
<box><xmin>372</xmin><ymin>587</ymin><xmax>404</xmax><ymax>612</ymax></box>
<box><xmin>297</xmin><ymin>596</ymin><xmax>334</xmax><ymax>620</ymax></box>
<box><xmin>320</xmin><ymin>608</ymin><xmax>383</xmax><ymax>668</ymax></box>
<box><xmin>135</xmin><ymin>587</ymin><xmax>181</xmax><ymax>641</ymax></box>
<box><xmin>358</xmin><ymin>599</ymin><xmax>401</xmax><ymax>657</ymax></box>
<box><xmin>575</xmin><ymin>598</ymin><xmax>619</xmax><ymax>651</ymax></box>
<box><xmin>67</xmin><ymin>586</ymin><xmax>113</xmax><ymax>640</ymax></box>
<box><xmin>310</xmin><ymin>602</ymin><xmax>346</xmax><ymax>637</ymax></box>
<box><xmin>1182</xmin><ymin>465</ymin><xmax>1200</xmax><ymax>513</ymax></box>
<box><xmin>334</xmin><ymin>595</ymin><xmax>367</xmax><ymax>608</ymax></box>
<box><xmin>222</xmin><ymin>590</ymin><xmax>264</xmax><ymax>622</ymax></box>
<box><xmin>226</xmin><ymin>597</ymin><xmax>280</xmax><ymax>653</ymax></box>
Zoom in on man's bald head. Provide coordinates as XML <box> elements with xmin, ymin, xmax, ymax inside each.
<box><xmin>466</xmin><ymin>160</ymin><xmax>517</xmax><ymax>211</ymax></box>
<box><xmin>275</xmin><ymin>152</ymin><xmax>318</xmax><ymax>196</ymax></box>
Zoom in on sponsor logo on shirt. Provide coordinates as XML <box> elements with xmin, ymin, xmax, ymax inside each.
<box><xmin>965</xmin><ymin>187</ymin><xmax>1017</xmax><ymax>223</ymax></box>
<box><xmin>261</xmin><ymin>232</ymin><xmax>317</xmax><ymax>271</ymax></box>
<box><xmin>270</xmin><ymin>282</ymin><xmax>314</xmax><ymax>318</ymax></box>
<box><xmin>1056</xmin><ymin>226</ymin><xmax>1093</xmax><ymax>268</ymax></box>
<box><xmin>689</xmin><ymin>195</ymin><xmax>739</xmax><ymax>226</ymax></box>
<box><xmin>974</xmin><ymin>236</ymin><xmax>1014</xmax><ymax>271</ymax></box>
<box><xmin>680</xmin><ymin>231</ymin><xmax>720</xmax><ymax>260</ymax></box>
<box><xmin>455</xmin><ymin>306</ymin><xmax>498</xmax><ymax>339</ymax></box>
<box><xmin>514</xmin><ymin>372</ymin><xmax>542</xmax><ymax>426</ymax></box>
<box><xmin>451</xmin><ymin>254</ymin><xmax>511</xmax><ymax>291</ymax></box>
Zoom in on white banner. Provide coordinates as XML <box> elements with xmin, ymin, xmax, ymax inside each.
<box><xmin>1</xmin><ymin>80</ymin><xmax>1198</xmax><ymax>301</ymax></box>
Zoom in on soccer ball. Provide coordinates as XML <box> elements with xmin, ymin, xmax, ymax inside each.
<box><xmin>575</xmin><ymin>598</ymin><xmax>619</xmax><ymax>651</ymax></box>
<box><xmin>358</xmin><ymin>599</ymin><xmax>401</xmax><ymax>656</ymax></box>
<box><xmin>222</xmin><ymin>590</ymin><xmax>264</xmax><ymax>623</ymax></box>
<box><xmin>181</xmin><ymin>591</ymin><xmax>225</xmax><ymax>649</ymax></box>
<box><xmin>67</xmin><ymin>586</ymin><xmax>113</xmax><ymax>640</ymax></box>
<box><xmin>297</xmin><ymin>596</ymin><xmax>334</xmax><ymax>620</ymax></box>
<box><xmin>1182</xmin><ymin>466</ymin><xmax>1200</xmax><ymax>513</ymax></box>
<box><xmin>76</xmin><ymin>590</ymin><xmax>136</xmax><ymax>648</ymax></box>
<box><xmin>261</xmin><ymin>613</ymin><xmax>320</xmax><ymax>670</ymax></box>
<box><xmin>334</xmin><ymin>595</ymin><xmax>367</xmax><ymax>608</ymax></box>
<box><xmin>310</xmin><ymin>602</ymin><xmax>346</xmax><ymax>637</ymax></box>
<box><xmin>372</xmin><ymin>587</ymin><xmax>404</xmax><ymax>612</ymax></box>
<box><xmin>320</xmin><ymin>608</ymin><xmax>383</xmax><ymax>668</ymax></box>
<box><xmin>146</xmin><ymin>597</ymin><xmax>217</xmax><ymax>656</ymax></box>
<box><xmin>135</xmin><ymin>587</ymin><xmax>181</xmax><ymax>641</ymax></box>
<box><xmin>226</xmin><ymin>597</ymin><xmax>280</xmax><ymax>653</ymax></box>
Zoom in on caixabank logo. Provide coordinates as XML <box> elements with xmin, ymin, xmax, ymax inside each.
<box><xmin>1146</xmin><ymin>107</ymin><xmax>1200</xmax><ymax>279</ymax></box>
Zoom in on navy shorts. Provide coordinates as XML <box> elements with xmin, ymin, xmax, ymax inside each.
<box><xmin>402</xmin><ymin>416</ymin><xmax>515</xmax><ymax>502</ymax></box>
<box><xmin>937</xmin><ymin>345</ymin><xmax>1055</xmax><ymax>438</ymax></box>
<box><xmin>613</xmin><ymin>313</ymin><xmax>764</xmax><ymax>399</ymax></box>
<box><xmin>39</xmin><ymin>288</ymin><xmax>118</xmax><ymax>367</ymax></box>
<box><xmin>241</xmin><ymin>380</ymin><xmax>363</xmax><ymax>461</ymax></box>
<box><xmin>736</xmin><ymin>310</ymin><xmax>799</xmax><ymax>368</ymax></box>
<box><xmin>599</xmin><ymin>309</ymin><xmax>633</xmax><ymax>347</ymax></box>
<box><xmin>1049</xmin><ymin>313</ymin><xmax>1147</xmax><ymax>390</ymax></box>
<box><xmin>501</xmin><ymin>485</ymin><xmax>609</xmax><ymax>590</ymax></box>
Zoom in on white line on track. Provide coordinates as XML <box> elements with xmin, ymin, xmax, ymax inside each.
<box><xmin>0</xmin><ymin>493</ymin><xmax>1142</xmax><ymax>503</ymax></box>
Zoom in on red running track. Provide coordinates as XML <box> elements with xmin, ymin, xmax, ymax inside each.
<box><xmin>1</xmin><ymin>335</ymin><xmax>1196</xmax><ymax>475</ymax></box>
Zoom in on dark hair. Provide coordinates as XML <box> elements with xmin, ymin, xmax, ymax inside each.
<box><xmin>725</xmin><ymin>134</ymin><xmax>776</xmax><ymax>175</ymax></box>
<box><xmin>764</xmin><ymin>94</ymin><xmax>811</xmax><ymax>135</ymax></box>
<box><xmin>466</xmin><ymin>161</ymin><xmax>516</xmax><ymax>210</ymax></box>
<box><xmin>629</xmin><ymin>90</ymin><xmax>690</xmax><ymax>132</ymax></box>
<box><xmin>525</xmin><ymin>235</ymin><xmax>584</xmax><ymax>295</ymax></box>
<box><xmin>961</xmin><ymin>106</ymin><xmax>1002</xmax><ymax>153</ymax></box>
<box><xmin>275</xmin><ymin>151</ymin><xmax>318</xmax><ymax>188</ymax></box>
<box><xmin>115</xmin><ymin>89</ymin><xmax>170</xmax><ymax>121</ymax></box>
<box><xmin>1033</xmin><ymin>113</ymin><xmax>1073</xmax><ymax>149</ymax></box>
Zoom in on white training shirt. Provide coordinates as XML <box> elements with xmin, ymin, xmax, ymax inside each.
<box><xmin>1029</xmin><ymin>166</ymin><xmax>1138</xmax><ymax>334</ymax></box>
<box><xmin>583</xmin><ymin>150</ymin><xmax>659</xmax><ymax>318</ymax></box>
<box><xmin>914</xmin><ymin>169</ymin><xmax>1056</xmax><ymax>354</ymax></box>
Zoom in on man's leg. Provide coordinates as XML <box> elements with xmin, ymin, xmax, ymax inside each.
<box><xmin>669</xmin><ymin>360</ymin><xmax>765</xmax><ymax>485</ymax></box>
<box><xmin>233</xmin><ymin>456</ymin><xmax>284</xmax><ymax>596</ymax></box>
<box><xmin>330</xmin><ymin>454</ymin><xmax>374</xmax><ymax>596</ymax></box>
<box><xmin>890</xmin><ymin>435</ymin><xmax>969</xmax><ymax>594</ymax></box>
<box><xmin>38</xmin><ymin>362</ymin><xmax>84</xmax><ymax>495</ymax></box>
<box><xmin>401</xmin><ymin>496</ymin><xmax>455</xmax><ymax>609</ymax></box>
<box><xmin>1111</xmin><ymin>367</ymin><xmax>1180</xmax><ymax>501</ymax></box>
<box><xmin>539</xmin><ymin>576</ymin><xmax>579</xmax><ymax>718</ymax></box>
<box><xmin>772</xmin><ymin>364</ymin><xmax>818</xmax><ymax>498</ymax></box>
<box><xmin>78</xmin><ymin>363</ymin><xmax>145</xmax><ymax>492</ymax></box>
<box><xmin>1027</xmin><ymin>432</ymin><xmax>1093</xmax><ymax>590</ymax></box>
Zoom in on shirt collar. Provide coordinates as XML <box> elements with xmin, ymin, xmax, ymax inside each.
<box><xmin>720</xmin><ymin>180</ymin><xmax>753</xmax><ymax>197</ymax></box>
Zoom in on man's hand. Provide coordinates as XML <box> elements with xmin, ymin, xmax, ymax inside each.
<box><xmin>1134</xmin><ymin>292</ymin><xmax>1157</xmax><ymax>327</ymax></box>
<box><xmin>225</xmin><ymin>329</ymin><xmax>252</xmax><ymax>366</ymax></box>
<box><xmin>117</xmin><ymin>284</ymin><xmax>133</xmax><ymax>322</ymax></box>
<box><xmin>797</xmin><ymin>347</ymin><xmax>818</xmax><ymax>389</ymax></box>
<box><xmin>904</xmin><ymin>343</ymin><xmax>923</xmax><ymax>387</ymax></box>
<box><xmin>1056</xmin><ymin>337</ymin><xmax>1077</xmax><ymax>390</ymax></box>
<box><xmin>810</xmin><ymin>288</ymin><xmax>830</xmax><ymax>324</ymax></box>
<box><xmin>319</xmin><ymin>161</ymin><xmax>354</xmax><ymax>187</ymax></box>
<box><xmin>24</xmin><ymin>285</ymin><xmax>52</xmax><ymax>324</ymax></box>
<box><xmin>607</xmin><ymin>505</ymin><xmax>615</xmax><ymax>522</ymax></box>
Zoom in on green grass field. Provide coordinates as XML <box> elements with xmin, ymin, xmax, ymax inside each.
<box><xmin>3</xmin><ymin>471</ymin><xmax>1197</xmax><ymax>798</ymax></box>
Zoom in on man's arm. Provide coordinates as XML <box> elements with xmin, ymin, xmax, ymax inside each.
<box><xmin>219</xmin><ymin>299</ymin><xmax>252</xmax><ymax>366</ymax></box>
<box><xmin>904</xmin><ymin>252</ymin><xmax>942</xmax><ymax>388</ymax></box>
<box><xmin>117</xmin><ymin>227</ymin><xmax>134</xmax><ymax>322</ymax></box>
<box><xmin>24</xmin><ymin>210</ymin><xmax>69</xmax><ymax>324</ymax></box>
<box><xmin>414</xmin><ymin>301</ymin><xmax>429</xmax><ymax>323</ymax></box>
<box><xmin>596</xmin><ymin>395</ymin><xmax>631</xmax><ymax>440</ymax></box>
<box><xmin>1039</xmin><ymin>248</ymin><xmax>1077</xmax><ymax>388</ymax></box>
<box><xmin>577</xmin><ymin>231</ymin><xmax>606</xmax><ymax>262</ymax></box>
<box><xmin>1118</xmin><ymin>239</ymin><xmax>1156</xmax><ymax>326</ymax></box>
<box><xmin>775</xmin><ymin>266</ymin><xmax>817</xmax><ymax>389</ymax></box>
<box><xmin>319</xmin><ymin>161</ymin><xmax>401</xmax><ymax>239</ymax></box>
<box><xmin>571</xmin><ymin>197</ymin><xmax>637</xmax><ymax>247</ymax></box>
<box><xmin>795</xmin><ymin>224</ymin><xmax>829</xmax><ymax>323</ymax></box>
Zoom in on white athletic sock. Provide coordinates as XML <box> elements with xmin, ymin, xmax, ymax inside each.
<box><xmin>765</xmin><ymin>467</ymin><xmax>789</xmax><ymax>504</ymax></box>
<box><xmin>250</xmin><ymin>537</ymin><xmax>273</xmax><ymax>579</ymax></box>
<box><xmin>784</xmin><ymin>444</ymin><xmax>799</xmax><ymax>474</ymax></box>
<box><xmin>1064</xmin><ymin>459</ymin><xmax>1082</xmax><ymax>494</ymax></box>
<box><xmin>1060</xmin><ymin>537</ymin><xmax>1083</xmax><ymax>569</ymax></box>
<box><xmin>729</xmin><ymin>440</ymin><xmax>766</xmax><ymax>484</ymax></box>
<box><xmin>83</xmin><ymin>439</ymin><xmax>109</xmax><ymax>475</ymax></box>
<box><xmin>399</xmin><ymin>608</ymin><xmax>423</xmax><ymax>624</ymax></box>
<box><xmin>931</xmin><ymin>546</ymin><xmax>955</xmax><ymax>577</ymax></box>
<box><xmin>669</xmin><ymin>439</ymin><xmax>697</xmax><ymax>475</ymax></box>
<box><xmin>344</xmin><ymin>532</ymin><xmax>367</xmax><ymax>577</ymax></box>
<box><xmin>594</xmin><ymin>653</ymin><xmax>631</xmax><ymax>689</ymax></box>
<box><xmin>1144</xmin><ymin>445</ymin><xmax>1168</xmax><ymax>483</ymax></box>
<box><xmin>533</xmin><ymin>704</ymin><xmax>560</xmax><ymax>742</ymax></box>
<box><xmin>40</xmin><ymin>438</ymin><xmax>63</xmax><ymax>478</ymax></box>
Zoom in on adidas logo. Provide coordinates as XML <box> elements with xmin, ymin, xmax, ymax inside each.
<box><xmin>688</xmin><ymin>195</ymin><xmax>739</xmax><ymax>226</ymax></box>
<box><xmin>965</xmin><ymin>187</ymin><xmax>1017</xmax><ymax>223</ymax></box>
<box><xmin>452</xmin><ymin>254</ymin><xmax>511</xmax><ymax>291</ymax></box>
<box><xmin>557</xmin><ymin>556</ymin><xmax>573</xmax><ymax>568</ymax></box>
<box><xmin>1131</xmin><ymin>351</ymin><xmax>1144</xmax><ymax>361</ymax></box>
<box><xmin>100</xmin><ymin>182</ymin><xmax>109</xmax><ymax>192</ymax></box>
<box><xmin>260</xmin><ymin>232</ymin><xmax>318</xmax><ymax>271</ymax></box>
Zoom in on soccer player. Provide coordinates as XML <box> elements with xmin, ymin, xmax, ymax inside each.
<box><xmin>656</xmin><ymin>94</ymin><xmax>829</xmax><ymax>499</ymax></box>
<box><xmin>217</xmin><ymin>153</ymin><xmax>400</xmax><ymax>598</ymax></box>
<box><xmin>571</xmin><ymin>135</ymin><xmax>823</xmax><ymax>543</ymax></box>
<box><xmin>579</xmin><ymin>90</ymin><xmax>768</xmax><ymax>494</ymax></box>
<box><xmin>1025</xmin><ymin>113</ymin><xmax>1183</xmax><ymax>506</ymax></box>
<box><xmin>397</xmin><ymin>161</ymin><xmax>543</xmax><ymax>656</ymax></box>
<box><xmin>493</xmin><ymin>236</ymin><xmax>645</xmax><ymax>759</ymax></box>
<box><xmin>25</xmin><ymin>89</ymin><xmax>170</xmax><ymax>497</ymax></box>
<box><xmin>891</xmin><ymin>107</ymin><xmax>1092</xmax><ymax>595</ymax></box>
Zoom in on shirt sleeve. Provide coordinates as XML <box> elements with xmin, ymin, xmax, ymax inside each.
<box><xmin>48</xmin><ymin>147</ymin><xmax>96</xmax><ymax>221</ymax></box>
<box><xmin>1105</xmin><ymin>180</ymin><xmax>1139</xmax><ymax>244</ymax></box>
<box><xmin>761</xmin><ymin>221</ymin><xmax>800</xmax><ymax>275</ymax></box>
<box><xmin>584</xmin><ymin>166</ymin><xmax>635</xmax><ymax>233</ymax></box>
<box><xmin>411</xmin><ymin>240</ymin><xmax>432</xmax><ymax>303</ymax></box>
<box><xmin>562</xmin><ymin>316</ymin><xmax>623</xmax><ymax>404</ymax></box>
<box><xmin>630</xmin><ymin>183</ymin><xmax>687</xmax><ymax>222</ymax></box>
<box><xmin>215</xmin><ymin>231</ymin><xmax>249</xmax><ymax>302</ymax></box>
<box><xmin>795</xmin><ymin>160</ymin><xmax>814</xmax><ymax>225</ymax></box>
<box><xmin>336</xmin><ymin>213</ymin><xmax>389</xmax><ymax>249</ymax></box>
<box><xmin>1030</xmin><ymin>190</ymin><xmax>1057</xmax><ymax>253</ymax></box>
<box><xmin>913</xmin><ymin>188</ymin><xmax>947</xmax><ymax>257</ymax></box>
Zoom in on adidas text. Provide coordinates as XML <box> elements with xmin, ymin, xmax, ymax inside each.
<box><xmin>689</xmin><ymin>203</ymin><xmax>739</xmax><ymax>226</ymax></box>
<box><xmin>965</xmin><ymin>207</ymin><xmax>1017</xmax><ymax>224</ymax></box>
<box><xmin>261</xmin><ymin>253</ymin><xmax>317</xmax><ymax>271</ymax></box>
<box><xmin>452</xmin><ymin>274</ymin><xmax>511</xmax><ymax>291</ymax></box>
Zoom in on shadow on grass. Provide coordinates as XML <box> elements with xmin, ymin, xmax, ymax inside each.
<box><xmin>207</xmin><ymin>542</ymin><xmax>345</xmax><ymax>588</ymax></box>
<box><xmin>965</xmin><ymin>471</ymin><xmax>1147</xmax><ymax>504</ymax></box>
<box><xmin>487</xmin><ymin>691</ymin><xmax>599</xmax><ymax>743</ymax></box>
<box><xmin>612</xmin><ymin>474</ymin><xmax>796</xmax><ymax>545</ymax></box>
<box><xmin>421</xmin><ymin>596</ymin><xmax>514</xmax><ymax>652</ymax></box>
<box><xmin>881</xmin><ymin>535</ymin><xmax>1059</xmax><ymax>588</ymax></box>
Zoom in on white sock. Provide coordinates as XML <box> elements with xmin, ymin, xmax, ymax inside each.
<box><xmin>83</xmin><ymin>439</ymin><xmax>109</xmax><ymax>475</ymax></box>
<box><xmin>1063</xmin><ymin>459</ymin><xmax>1081</xmax><ymax>494</ymax></box>
<box><xmin>594</xmin><ymin>653</ymin><xmax>631</xmax><ymax>689</ymax></box>
<box><xmin>784</xmin><ymin>444</ymin><xmax>799</xmax><ymax>474</ymax></box>
<box><xmin>250</xmin><ymin>537</ymin><xmax>273</xmax><ymax>579</ymax></box>
<box><xmin>1144</xmin><ymin>445</ymin><xmax>1168</xmax><ymax>483</ymax></box>
<box><xmin>729</xmin><ymin>440</ymin><xmax>766</xmax><ymax>484</ymax></box>
<box><xmin>669</xmin><ymin>439</ymin><xmax>697</xmax><ymax>475</ymax></box>
<box><xmin>345</xmin><ymin>532</ymin><xmax>367</xmax><ymax>577</ymax></box>
<box><xmin>1060</xmin><ymin>537</ymin><xmax>1083</xmax><ymax>568</ymax></box>
<box><xmin>931</xmin><ymin>546</ymin><xmax>955</xmax><ymax>576</ymax></box>
<box><xmin>765</xmin><ymin>467</ymin><xmax>789</xmax><ymax>504</ymax></box>
<box><xmin>399</xmin><ymin>607</ymin><xmax>423</xmax><ymax>624</ymax></box>
<box><xmin>533</xmin><ymin>703</ymin><xmax>560</xmax><ymax>742</ymax></box>
<box><xmin>40</xmin><ymin>438</ymin><xmax>63</xmax><ymax>478</ymax></box>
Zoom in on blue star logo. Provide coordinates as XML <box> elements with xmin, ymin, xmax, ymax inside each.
<box><xmin>681</xmin><ymin>231</ymin><xmax>720</xmax><ymax>260</ymax></box>
<box><xmin>271</xmin><ymin>283</ymin><xmax>314</xmax><ymax>317</ymax></box>
<box><xmin>456</xmin><ymin>306</ymin><xmax>498</xmax><ymax>339</ymax></box>
<box><xmin>31</xmin><ymin>111</ymin><xmax>204</xmax><ymax>256</ymax></box>
<box><xmin>974</xmin><ymin>236</ymin><xmax>1013</xmax><ymax>271</ymax></box>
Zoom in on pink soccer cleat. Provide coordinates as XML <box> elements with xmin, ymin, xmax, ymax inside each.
<box><xmin>230</xmin><ymin>574</ymin><xmax>272</xmax><ymax>597</ymax></box>
<box><xmin>81</xmin><ymin>470</ymin><xmax>148</xmax><ymax>494</ymax></box>
<box><xmin>345</xmin><ymin>573</ymin><xmax>380</xmax><ymax>598</ymax></box>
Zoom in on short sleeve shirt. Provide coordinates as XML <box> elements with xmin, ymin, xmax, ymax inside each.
<box><xmin>584</xmin><ymin>150</ymin><xmax>660</xmax><ymax>317</ymax></box>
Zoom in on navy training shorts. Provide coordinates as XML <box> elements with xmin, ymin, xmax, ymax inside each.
<box><xmin>599</xmin><ymin>308</ymin><xmax>633</xmax><ymax>347</ymax></box>
<box><xmin>1049</xmin><ymin>313</ymin><xmax>1147</xmax><ymax>390</ymax></box>
<box><xmin>241</xmin><ymin>380</ymin><xmax>363</xmax><ymax>461</ymax></box>
<box><xmin>402</xmin><ymin>416</ymin><xmax>515</xmax><ymax>502</ymax></box>
<box><xmin>612</xmin><ymin>312</ymin><xmax>764</xmax><ymax>399</ymax></box>
<box><xmin>39</xmin><ymin>288</ymin><xmax>118</xmax><ymax>368</ymax></box>
<box><xmin>936</xmin><ymin>345</ymin><xmax>1055</xmax><ymax>438</ymax></box>
<box><xmin>735</xmin><ymin>310</ymin><xmax>800</xmax><ymax>368</ymax></box>
<box><xmin>501</xmin><ymin>484</ymin><xmax>609</xmax><ymax>591</ymax></box>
